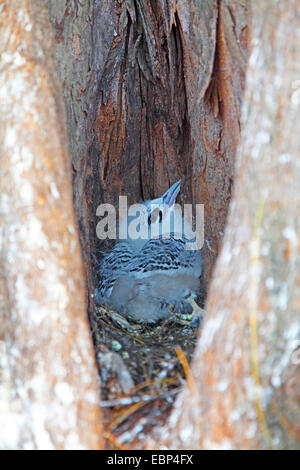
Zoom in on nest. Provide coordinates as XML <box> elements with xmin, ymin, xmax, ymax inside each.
<box><xmin>91</xmin><ymin>304</ymin><xmax>203</xmax><ymax>449</ymax></box>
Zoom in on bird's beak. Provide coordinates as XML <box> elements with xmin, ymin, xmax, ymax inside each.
<box><xmin>162</xmin><ymin>179</ymin><xmax>181</xmax><ymax>208</ymax></box>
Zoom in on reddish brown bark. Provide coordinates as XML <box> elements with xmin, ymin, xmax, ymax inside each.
<box><xmin>0</xmin><ymin>1</ymin><xmax>103</xmax><ymax>449</ymax></box>
<box><xmin>156</xmin><ymin>0</ymin><xmax>300</xmax><ymax>450</ymax></box>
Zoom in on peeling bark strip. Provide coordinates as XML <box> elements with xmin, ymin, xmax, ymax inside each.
<box><xmin>158</xmin><ymin>0</ymin><xmax>300</xmax><ymax>450</ymax></box>
<box><xmin>0</xmin><ymin>2</ymin><xmax>103</xmax><ymax>449</ymax></box>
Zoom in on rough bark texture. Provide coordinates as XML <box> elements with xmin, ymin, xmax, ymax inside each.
<box><xmin>0</xmin><ymin>1</ymin><xmax>103</xmax><ymax>450</ymax></box>
<box><xmin>49</xmin><ymin>0</ymin><xmax>247</xmax><ymax>307</ymax></box>
<box><xmin>157</xmin><ymin>0</ymin><xmax>300</xmax><ymax>450</ymax></box>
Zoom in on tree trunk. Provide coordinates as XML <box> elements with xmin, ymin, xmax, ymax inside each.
<box><xmin>157</xmin><ymin>0</ymin><xmax>300</xmax><ymax>450</ymax></box>
<box><xmin>0</xmin><ymin>1</ymin><xmax>103</xmax><ymax>450</ymax></box>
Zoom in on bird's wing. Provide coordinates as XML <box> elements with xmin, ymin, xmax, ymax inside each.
<box><xmin>100</xmin><ymin>242</ymin><xmax>135</xmax><ymax>274</ymax></box>
<box><xmin>97</xmin><ymin>236</ymin><xmax>202</xmax><ymax>301</ymax></box>
<box><xmin>97</xmin><ymin>242</ymin><xmax>136</xmax><ymax>301</ymax></box>
<box><xmin>125</xmin><ymin>235</ymin><xmax>200</xmax><ymax>276</ymax></box>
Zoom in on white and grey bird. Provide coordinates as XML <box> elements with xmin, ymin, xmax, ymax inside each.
<box><xmin>94</xmin><ymin>180</ymin><xmax>203</xmax><ymax>323</ymax></box>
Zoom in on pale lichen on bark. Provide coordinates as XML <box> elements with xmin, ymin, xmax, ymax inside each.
<box><xmin>0</xmin><ymin>1</ymin><xmax>103</xmax><ymax>450</ymax></box>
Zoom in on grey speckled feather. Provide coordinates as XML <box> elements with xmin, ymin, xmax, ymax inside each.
<box><xmin>95</xmin><ymin>180</ymin><xmax>203</xmax><ymax>323</ymax></box>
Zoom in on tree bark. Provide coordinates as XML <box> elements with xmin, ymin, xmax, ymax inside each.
<box><xmin>0</xmin><ymin>1</ymin><xmax>103</xmax><ymax>449</ymax></box>
<box><xmin>157</xmin><ymin>0</ymin><xmax>300</xmax><ymax>450</ymax></box>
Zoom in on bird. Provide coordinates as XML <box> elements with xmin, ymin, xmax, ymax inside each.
<box><xmin>94</xmin><ymin>179</ymin><xmax>203</xmax><ymax>323</ymax></box>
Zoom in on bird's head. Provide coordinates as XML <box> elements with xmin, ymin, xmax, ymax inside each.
<box><xmin>143</xmin><ymin>179</ymin><xmax>181</xmax><ymax>238</ymax></box>
<box><xmin>119</xmin><ymin>179</ymin><xmax>183</xmax><ymax>246</ymax></box>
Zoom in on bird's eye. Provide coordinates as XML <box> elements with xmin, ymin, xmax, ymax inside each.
<box><xmin>148</xmin><ymin>209</ymin><xmax>163</xmax><ymax>225</ymax></box>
